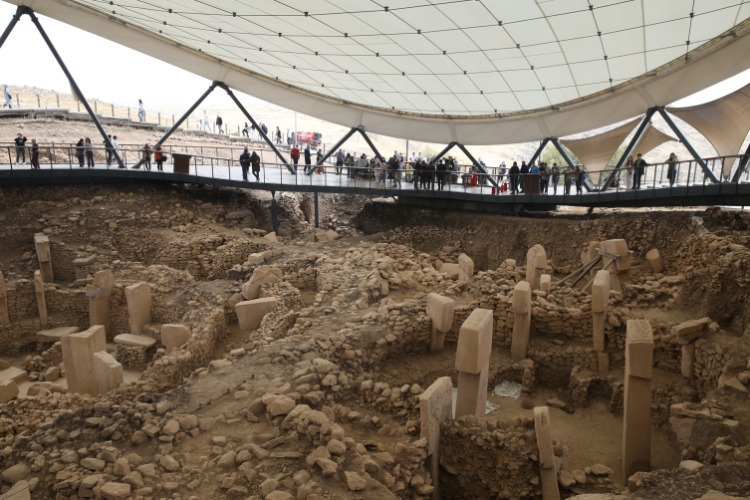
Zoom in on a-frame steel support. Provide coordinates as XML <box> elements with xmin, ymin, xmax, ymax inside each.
<box><xmin>657</xmin><ymin>107</ymin><xmax>720</xmax><ymax>183</ymax></box>
<box><xmin>528</xmin><ymin>138</ymin><xmax>551</xmax><ymax>166</ymax></box>
<box><xmin>600</xmin><ymin>107</ymin><xmax>657</xmax><ymax>191</ymax></box>
<box><xmin>732</xmin><ymin>141</ymin><xmax>750</xmax><ymax>183</ymax></box>
<box><xmin>550</xmin><ymin>138</ymin><xmax>593</xmax><ymax>192</ymax></box>
<box><xmin>428</xmin><ymin>141</ymin><xmax>498</xmax><ymax>188</ymax></box>
<box><xmin>6</xmin><ymin>7</ymin><xmax>124</xmax><ymax>168</ymax></box>
<box><xmin>307</xmin><ymin>126</ymin><xmax>383</xmax><ymax>174</ymax></box>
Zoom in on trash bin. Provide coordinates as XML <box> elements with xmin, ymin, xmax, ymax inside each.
<box><xmin>172</xmin><ymin>153</ymin><xmax>191</xmax><ymax>174</ymax></box>
<box><xmin>525</xmin><ymin>173</ymin><xmax>541</xmax><ymax>194</ymax></box>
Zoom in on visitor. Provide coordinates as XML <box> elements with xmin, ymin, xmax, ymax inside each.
<box><xmin>564</xmin><ymin>165</ymin><xmax>574</xmax><ymax>194</ymax></box>
<box><xmin>316</xmin><ymin>149</ymin><xmax>323</xmax><ymax>173</ymax></box>
<box><xmin>140</xmin><ymin>143</ymin><xmax>152</xmax><ymax>171</ymax></box>
<box><xmin>304</xmin><ymin>144</ymin><xmax>312</xmax><ymax>173</ymax></box>
<box><xmin>539</xmin><ymin>163</ymin><xmax>549</xmax><ymax>193</ymax></box>
<box><xmin>216</xmin><ymin>114</ymin><xmax>224</xmax><ymax>134</ymax></box>
<box><xmin>250</xmin><ymin>150</ymin><xmax>261</xmax><ymax>181</ymax></box>
<box><xmin>3</xmin><ymin>84</ymin><xmax>11</xmax><ymax>108</ymax></box>
<box><xmin>75</xmin><ymin>138</ymin><xmax>85</xmax><ymax>168</ymax></box>
<box><xmin>14</xmin><ymin>133</ymin><xmax>27</xmax><ymax>164</ymax></box>
<box><xmin>85</xmin><ymin>137</ymin><xmax>94</xmax><ymax>168</ymax></box>
<box><xmin>550</xmin><ymin>163</ymin><xmax>560</xmax><ymax>194</ymax></box>
<box><xmin>633</xmin><ymin>153</ymin><xmax>647</xmax><ymax>190</ymax></box>
<box><xmin>111</xmin><ymin>136</ymin><xmax>121</xmax><ymax>168</ymax></box>
<box><xmin>242</xmin><ymin>122</ymin><xmax>250</xmax><ymax>138</ymax></box>
<box><xmin>574</xmin><ymin>165</ymin><xmax>584</xmax><ymax>194</ymax></box>
<box><xmin>520</xmin><ymin>160</ymin><xmax>529</xmax><ymax>192</ymax></box>
<box><xmin>435</xmin><ymin>159</ymin><xmax>446</xmax><ymax>190</ymax></box>
<box><xmin>497</xmin><ymin>161</ymin><xmax>507</xmax><ymax>185</ymax></box>
<box><xmin>374</xmin><ymin>157</ymin><xmax>385</xmax><ymax>187</ymax></box>
<box><xmin>667</xmin><ymin>152</ymin><xmax>678</xmax><ymax>186</ymax></box>
<box><xmin>154</xmin><ymin>145</ymin><xmax>165</xmax><ymax>172</ymax></box>
<box><xmin>624</xmin><ymin>155</ymin><xmax>634</xmax><ymax>190</ymax></box>
<box><xmin>344</xmin><ymin>152</ymin><xmax>354</xmax><ymax>178</ymax></box>
<box><xmin>335</xmin><ymin>149</ymin><xmax>345</xmax><ymax>175</ymax></box>
<box><xmin>30</xmin><ymin>138</ymin><xmax>40</xmax><ymax>169</ymax></box>
<box><xmin>357</xmin><ymin>153</ymin><xmax>368</xmax><ymax>179</ymax></box>
<box><xmin>239</xmin><ymin>147</ymin><xmax>251</xmax><ymax>181</ymax></box>
<box><xmin>138</xmin><ymin>99</ymin><xmax>145</xmax><ymax>122</ymax></box>
<box><xmin>388</xmin><ymin>153</ymin><xmax>401</xmax><ymax>188</ymax></box>
<box><xmin>104</xmin><ymin>135</ymin><xmax>113</xmax><ymax>167</ymax></box>
<box><xmin>509</xmin><ymin>161</ymin><xmax>520</xmax><ymax>194</ymax></box>
<box><xmin>202</xmin><ymin>111</ymin><xmax>211</xmax><ymax>132</ymax></box>
<box><xmin>290</xmin><ymin>144</ymin><xmax>300</xmax><ymax>173</ymax></box>
<box><xmin>276</xmin><ymin>126</ymin><xmax>282</xmax><ymax>145</ymax></box>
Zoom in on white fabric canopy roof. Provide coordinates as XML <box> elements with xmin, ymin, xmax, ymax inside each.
<box><xmin>7</xmin><ymin>0</ymin><xmax>750</xmax><ymax>144</ymax></box>
<box><xmin>668</xmin><ymin>82</ymin><xmax>750</xmax><ymax>178</ymax></box>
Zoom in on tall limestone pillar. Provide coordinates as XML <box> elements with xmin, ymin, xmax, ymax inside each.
<box><xmin>458</xmin><ymin>253</ymin><xmax>474</xmax><ymax>284</ymax></box>
<box><xmin>61</xmin><ymin>325</ymin><xmax>107</xmax><ymax>396</ymax></box>
<box><xmin>525</xmin><ymin>244</ymin><xmax>547</xmax><ymax>291</ymax></box>
<box><xmin>592</xmin><ymin>270</ymin><xmax>610</xmax><ymax>372</ymax></box>
<box><xmin>622</xmin><ymin>319</ymin><xmax>654</xmax><ymax>482</ymax></box>
<box><xmin>511</xmin><ymin>281</ymin><xmax>532</xmax><ymax>361</ymax></box>
<box><xmin>455</xmin><ymin>309</ymin><xmax>493</xmax><ymax>418</ymax></box>
<box><xmin>426</xmin><ymin>293</ymin><xmax>455</xmax><ymax>351</ymax></box>
<box><xmin>34</xmin><ymin>270</ymin><xmax>48</xmax><ymax>328</ymax></box>
<box><xmin>34</xmin><ymin>233</ymin><xmax>54</xmax><ymax>283</ymax></box>
<box><xmin>534</xmin><ymin>406</ymin><xmax>561</xmax><ymax>500</ymax></box>
<box><xmin>0</xmin><ymin>272</ymin><xmax>8</xmax><ymax>325</ymax></box>
<box><xmin>125</xmin><ymin>282</ymin><xmax>151</xmax><ymax>334</ymax></box>
<box><xmin>418</xmin><ymin>376</ymin><xmax>453</xmax><ymax>499</ymax></box>
<box><xmin>87</xmin><ymin>269</ymin><xmax>114</xmax><ymax>336</ymax></box>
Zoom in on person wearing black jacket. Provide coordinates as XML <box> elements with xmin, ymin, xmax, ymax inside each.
<box><xmin>14</xmin><ymin>133</ymin><xmax>27</xmax><ymax>164</ymax></box>
<box><xmin>633</xmin><ymin>153</ymin><xmax>647</xmax><ymax>190</ymax></box>
<box><xmin>509</xmin><ymin>161</ymin><xmax>521</xmax><ymax>194</ymax></box>
<box><xmin>250</xmin><ymin>150</ymin><xmax>261</xmax><ymax>181</ymax></box>
<box><xmin>239</xmin><ymin>147</ymin><xmax>251</xmax><ymax>181</ymax></box>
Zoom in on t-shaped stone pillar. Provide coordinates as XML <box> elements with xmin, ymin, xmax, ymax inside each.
<box><xmin>0</xmin><ymin>272</ymin><xmax>8</xmax><ymax>325</ymax></box>
<box><xmin>125</xmin><ymin>282</ymin><xmax>151</xmax><ymax>334</ymax></box>
<box><xmin>511</xmin><ymin>281</ymin><xmax>532</xmax><ymax>361</ymax></box>
<box><xmin>61</xmin><ymin>325</ymin><xmax>107</xmax><ymax>396</ymax></box>
<box><xmin>455</xmin><ymin>308</ymin><xmax>493</xmax><ymax>418</ymax></box>
<box><xmin>426</xmin><ymin>293</ymin><xmax>455</xmax><ymax>351</ymax></box>
<box><xmin>534</xmin><ymin>406</ymin><xmax>561</xmax><ymax>500</ymax></box>
<box><xmin>525</xmin><ymin>244</ymin><xmax>547</xmax><ymax>291</ymax></box>
<box><xmin>418</xmin><ymin>376</ymin><xmax>453</xmax><ymax>499</ymax></box>
<box><xmin>92</xmin><ymin>351</ymin><xmax>123</xmax><ymax>395</ymax></box>
<box><xmin>458</xmin><ymin>253</ymin><xmax>474</xmax><ymax>284</ymax></box>
<box><xmin>600</xmin><ymin>239</ymin><xmax>631</xmax><ymax>292</ymax></box>
<box><xmin>34</xmin><ymin>270</ymin><xmax>48</xmax><ymax>329</ymax></box>
<box><xmin>87</xmin><ymin>269</ymin><xmax>113</xmax><ymax>336</ymax></box>
<box><xmin>34</xmin><ymin>233</ymin><xmax>54</xmax><ymax>283</ymax></box>
<box><xmin>592</xmin><ymin>270</ymin><xmax>610</xmax><ymax>372</ymax></box>
<box><xmin>622</xmin><ymin>319</ymin><xmax>654</xmax><ymax>483</ymax></box>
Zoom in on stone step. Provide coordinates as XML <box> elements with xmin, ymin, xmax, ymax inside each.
<box><xmin>113</xmin><ymin>333</ymin><xmax>157</xmax><ymax>348</ymax></box>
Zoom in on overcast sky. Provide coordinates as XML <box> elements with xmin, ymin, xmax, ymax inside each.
<box><xmin>0</xmin><ymin>2</ymin><xmax>749</xmax><ymax>114</ymax></box>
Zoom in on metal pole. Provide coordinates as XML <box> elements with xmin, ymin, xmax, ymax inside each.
<box><xmin>357</xmin><ymin>128</ymin><xmax>384</xmax><ymax>161</ymax></box>
<box><xmin>24</xmin><ymin>7</ymin><xmax>124</xmax><ymax>169</ymax></box>
<box><xmin>456</xmin><ymin>143</ymin><xmax>499</xmax><ymax>188</ymax></box>
<box><xmin>657</xmin><ymin>107</ymin><xmax>719</xmax><ymax>183</ymax></box>
<box><xmin>131</xmin><ymin>82</ymin><xmax>219</xmax><ymax>169</ymax></box>
<box><xmin>732</xmin><ymin>141</ymin><xmax>750</xmax><ymax>183</ymax></box>
<box><xmin>217</xmin><ymin>82</ymin><xmax>293</xmax><ymax>173</ymax></box>
<box><xmin>314</xmin><ymin>192</ymin><xmax>319</xmax><ymax>228</ymax></box>
<box><xmin>271</xmin><ymin>191</ymin><xmax>279</xmax><ymax>234</ymax></box>
<box><xmin>601</xmin><ymin>108</ymin><xmax>657</xmax><ymax>191</ymax></box>
<box><xmin>430</xmin><ymin>142</ymin><xmax>457</xmax><ymax>164</ymax></box>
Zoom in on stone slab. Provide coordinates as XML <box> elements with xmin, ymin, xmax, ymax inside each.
<box><xmin>598</xmin><ymin>352</ymin><xmax>610</xmax><ymax>373</ymax></box>
<box><xmin>241</xmin><ymin>266</ymin><xmax>283</xmax><ymax>300</ymax></box>
<box><xmin>161</xmin><ymin>324</ymin><xmax>191</xmax><ymax>353</ymax></box>
<box><xmin>426</xmin><ymin>293</ymin><xmax>455</xmax><ymax>333</ymax></box>
<box><xmin>125</xmin><ymin>282</ymin><xmax>151</xmax><ymax>335</ymax></box>
<box><xmin>0</xmin><ymin>367</ymin><xmax>28</xmax><ymax>384</ymax></box>
<box><xmin>61</xmin><ymin>328</ymin><xmax>103</xmax><ymax>395</ymax></box>
<box><xmin>513</xmin><ymin>281</ymin><xmax>532</xmax><ymax>314</ymax></box>
<box><xmin>645</xmin><ymin>249</ymin><xmax>664</xmax><ymax>273</ymax></box>
<box><xmin>0</xmin><ymin>480</ymin><xmax>31</xmax><ymax>500</ymax></box>
<box><xmin>592</xmin><ymin>270</ymin><xmax>611</xmax><ymax>313</ymax></box>
<box><xmin>681</xmin><ymin>344</ymin><xmax>695</xmax><ymax>379</ymax></box>
<box><xmin>672</xmin><ymin>318</ymin><xmax>710</xmax><ymax>343</ymax></box>
<box><xmin>540</xmin><ymin>274</ymin><xmax>551</xmax><ymax>294</ymax></box>
<box><xmin>114</xmin><ymin>333</ymin><xmax>157</xmax><ymax>348</ymax></box>
<box><xmin>455</xmin><ymin>363</ymin><xmax>489</xmax><ymax>418</ymax></box>
<box><xmin>458</xmin><ymin>253</ymin><xmax>474</xmax><ymax>284</ymax></box>
<box><xmin>454</xmin><ymin>308</ymin><xmax>493</xmax><ymax>374</ymax></box>
<box><xmin>439</xmin><ymin>263</ymin><xmax>460</xmax><ymax>279</ymax></box>
<box><xmin>36</xmin><ymin>326</ymin><xmax>80</xmax><ymax>343</ymax></box>
<box><xmin>625</xmin><ymin>320</ymin><xmax>654</xmax><ymax>380</ymax></box>
<box><xmin>88</xmin><ymin>269</ymin><xmax>113</xmax><ymax>335</ymax></box>
<box><xmin>34</xmin><ymin>233</ymin><xmax>53</xmax><ymax>283</ymax></box>
<box><xmin>236</xmin><ymin>297</ymin><xmax>278</xmax><ymax>331</ymax></box>
<box><xmin>34</xmin><ymin>270</ymin><xmax>47</xmax><ymax>329</ymax></box>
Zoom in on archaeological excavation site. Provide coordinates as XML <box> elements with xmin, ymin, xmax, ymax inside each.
<box><xmin>1</xmin><ymin>182</ymin><xmax>750</xmax><ymax>500</ymax></box>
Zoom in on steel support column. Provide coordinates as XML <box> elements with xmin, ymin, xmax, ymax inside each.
<box><xmin>217</xmin><ymin>83</ymin><xmax>293</xmax><ymax>174</ymax></box>
<box><xmin>528</xmin><ymin>138</ymin><xmax>551</xmax><ymax>166</ymax></box>
<box><xmin>132</xmin><ymin>82</ymin><xmax>220</xmax><ymax>170</ymax></box>
<box><xmin>601</xmin><ymin>108</ymin><xmax>657</xmax><ymax>191</ymax></box>
<box><xmin>357</xmin><ymin>127</ymin><xmax>384</xmax><ymax>162</ymax></box>
<box><xmin>657</xmin><ymin>107</ymin><xmax>719</xmax><ymax>183</ymax></box>
<box><xmin>429</xmin><ymin>142</ymin><xmax>457</xmax><ymax>164</ymax></box>
<box><xmin>0</xmin><ymin>6</ymin><xmax>23</xmax><ymax>51</ymax></box>
<box><xmin>314</xmin><ymin>192</ymin><xmax>319</xmax><ymax>228</ymax></box>
<box><xmin>23</xmin><ymin>7</ymin><xmax>123</xmax><ymax>168</ymax></box>
<box><xmin>309</xmin><ymin>126</ymin><xmax>358</xmax><ymax>173</ymax></box>
<box><xmin>271</xmin><ymin>191</ymin><xmax>279</xmax><ymax>234</ymax></box>
<box><xmin>456</xmin><ymin>143</ymin><xmax>499</xmax><ymax>188</ymax></box>
<box><xmin>732</xmin><ymin>141</ymin><xmax>750</xmax><ymax>183</ymax></box>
